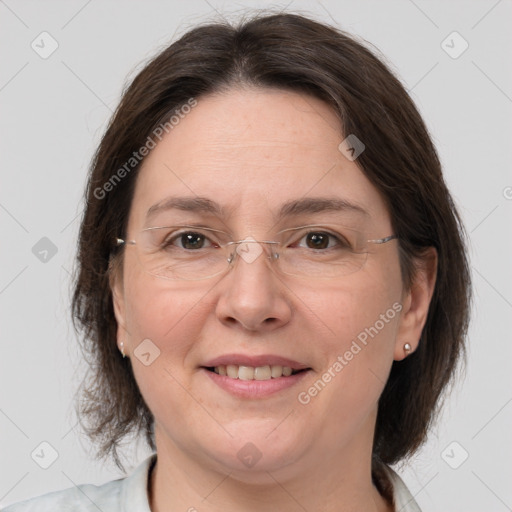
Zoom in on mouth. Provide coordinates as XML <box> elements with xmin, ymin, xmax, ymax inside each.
<box><xmin>204</xmin><ymin>364</ymin><xmax>308</xmax><ymax>381</ymax></box>
<box><xmin>200</xmin><ymin>354</ymin><xmax>312</xmax><ymax>398</ymax></box>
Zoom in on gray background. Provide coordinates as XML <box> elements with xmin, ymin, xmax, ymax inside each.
<box><xmin>1</xmin><ymin>1</ymin><xmax>511</xmax><ymax>510</ymax></box>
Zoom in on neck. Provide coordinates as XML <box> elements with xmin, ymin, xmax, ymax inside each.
<box><xmin>148</xmin><ymin>428</ymin><xmax>393</xmax><ymax>512</ymax></box>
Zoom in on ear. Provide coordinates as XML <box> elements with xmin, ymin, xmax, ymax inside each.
<box><xmin>394</xmin><ymin>247</ymin><xmax>437</xmax><ymax>360</ymax></box>
<box><xmin>110</xmin><ymin>260</ymin><xmax>130</xmax><ymax>355</ymax></box>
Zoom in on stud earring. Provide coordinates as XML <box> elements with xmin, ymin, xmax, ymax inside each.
<box><xmin>404</xmin><ymin>343</ymin><xmax>412</xmax><ymax>355</ymax></box>
<box><xmin>120</xmin><ymin>341</ymin><xmax>126</xmax><ymax>358</ymax></box>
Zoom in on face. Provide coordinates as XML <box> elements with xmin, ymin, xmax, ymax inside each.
<box><xmin>113</xmin><ymin>88</ymin><xmax>425</xmax><ymax>481</ymax></box>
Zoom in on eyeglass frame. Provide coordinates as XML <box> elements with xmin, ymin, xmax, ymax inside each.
<box><xmin>114</xmin><ymin>223</ymin><xmax>398</xmax><ymax>281</ymax></box>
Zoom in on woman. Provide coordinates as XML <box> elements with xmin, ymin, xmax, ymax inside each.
<box><xmin>4</xmin><ymin>11</ymin><xmax>471</xmax><ymax>512</ymax></box>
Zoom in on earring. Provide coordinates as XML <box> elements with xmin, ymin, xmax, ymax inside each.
<box><xmin>404</xmin><ymin>343</ymin><xmax>412</xmax><ymax>355</ymax></box>
<box><xmin>120</xmin><ymin>341</ymin><xmax>126</xmax><ymax>358</ymax></box>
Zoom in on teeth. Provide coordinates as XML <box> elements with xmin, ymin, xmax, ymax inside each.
<box><xmin>282</xmin><ymin>366</ymin><xmax>292</xmax><ymax>377</ymax></box>
<box><xmin>226</xmin><ymin>364</ymin><xmax>238</xmax><ymax>378</ymax></box>
<box><xmin>254</xmin><ymin>365</ymin><xmax>272</xmax><ymax>380</ymax></box>
<box><xmin>271</xmin><ymin>365</ymin><xmax>283</xmax><ymax>378</ymax></box>
<box><xmin>212</xmin><ymin>364</ymin><xmax>298</xmax><ymax>380</ymax></box>
<box><xmin>238</xmin><ymin>366</ymin><xmax>254</xmax><ymax>380</ymax></box>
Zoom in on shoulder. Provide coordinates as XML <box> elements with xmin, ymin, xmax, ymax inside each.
<box><xmin>1</xmin><ymin>479</ymin><xmax>123</xmax><ymax>512</ymax></box>
<box><xmin>385</xmin><ymin>466</ymin><xmax>422</xmax><ymax>512</ymax></box>
<box><xmin>1</xmin><ymin>455</ymin><xmax>156</xmax><ymax>512</ymax></box>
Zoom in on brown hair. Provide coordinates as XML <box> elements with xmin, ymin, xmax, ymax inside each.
<box><xmin>72</xmin><ymin>12</ymin><xmax>471</xmax><ymax>472</ymax></box>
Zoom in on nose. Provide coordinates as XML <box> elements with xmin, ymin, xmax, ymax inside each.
<box><xmin>214</xmin><ymin>241</ymin><xmax>292</xmax><ymax>332</ymax></box>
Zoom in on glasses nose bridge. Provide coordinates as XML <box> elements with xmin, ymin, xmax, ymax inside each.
<box><xmin>226</xmin><ymin>238</ymin><xmax>279</xmax><ymax>269</ymax></box>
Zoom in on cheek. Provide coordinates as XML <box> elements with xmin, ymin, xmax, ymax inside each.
<box><xmin>288</xmin><ymin>271</ymin><xmax>402</xmax><ymax>454</ymax></box>
<box><xmin>122</xmin><ymin>276</ymin><xmax>213</xmax><ymax>421</ymax></box>
<box><xmin>122</xmin><ymin>252</ymin><xmax>213</xmax><ymax>367</ymax></box>
<box><xmin>304</xmin><ymin>258</ymin><xmax>403</xmax><ymax>390</ymax></box>
<box><xmin>300</xmin><ymin>263</ymin><xmax>402</xmax><ymax>351</ymax></box>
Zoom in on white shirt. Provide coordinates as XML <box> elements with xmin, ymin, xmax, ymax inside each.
<box><xmin>2</xmin><ymin>455</ymin><xmax>421</xmax><ymax>511</ymax></box>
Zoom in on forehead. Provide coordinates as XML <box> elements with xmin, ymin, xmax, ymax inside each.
<box><xmin>129</xmin><ymin>88</ymin><xmax>391</xmax><ymax>231</ymax></box>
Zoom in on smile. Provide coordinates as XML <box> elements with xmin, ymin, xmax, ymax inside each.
<box><xmin>207</xmin><ymin>364</ymin><xmax>304</xmax><ymax>380</ymax></box>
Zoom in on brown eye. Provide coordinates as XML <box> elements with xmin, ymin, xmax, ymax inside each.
<box><xmin>305</xmin><ymin>232</ymin><xmax>330</xmax><ymax>249</ymax></box>
<box><xmin>180</xmin><ymin>233</ymin><xmax>206</xmax><ymax>249</ymax></box>
<box><xmin>162</xmin><ymin>231</ymin><xmax>214</xmax><ymax>250</ymax></box>
<box><xmin>293</xmin><ymin>230</ymin><xmax>352</xmax><ymax>251</ymax></box>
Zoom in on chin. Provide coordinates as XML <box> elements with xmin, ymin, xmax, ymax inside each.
<box><xmin>200</xmin><ymin>426</ymin><xmax>307</xmax><ymax>480</ymax></box>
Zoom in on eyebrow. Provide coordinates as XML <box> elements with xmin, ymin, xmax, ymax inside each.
<box><xmin>146</xmin><ymin>196</ymin><xmax>369</xmax><ymax>221</ymax></box>
<box><xmin>147</xmin><ymin>197</ymin><xmax>226</xmax><ymax>219</ymax></box>
<box><xmin>276</xmin><ymin>197</ymin><xmax>369</xmax><ymax>220</ymax></box>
